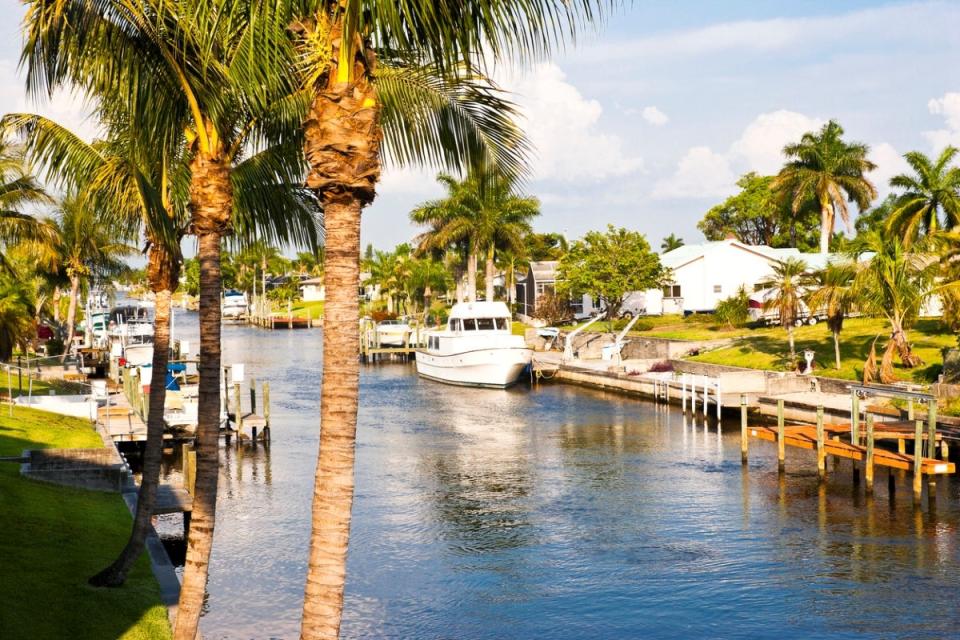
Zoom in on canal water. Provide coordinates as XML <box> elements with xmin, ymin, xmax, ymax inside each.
<box><xmin>162</xmin><ymin>309</ymin><xmax>960</xmax><ymax>639</ymax></box>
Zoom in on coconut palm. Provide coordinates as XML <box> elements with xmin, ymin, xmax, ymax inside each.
<box><xmin>757</xmin><ymin>257</ymin><xmax>812</xmax><ymax>360</ymax></box>
<box><xmin>886</xmin><ymin>146</ymin><xmax>960</xmax><ymax>245</ymax></box>
<box><xmin>773</xmin><ymin>120</ymin><xmax>877</xmax><ymax>254</ymax></box>
<box><xmin>660</xmin><ymin>233</ymin><xmax>684</xmax><ymax>252</ymax></box>
<box><xmin>411</xmin><ymin>169</ymin><xmax>539</xmax><ymax>301</ymax></box>
<box><xmin>288</xmin><ymin>3</ymin><xmax>598</xmax><ymax>636</ymax></box>
<box><xmin>849</xmin><ymin>232</ymin><xmax>937</xmax><ymax>373</ymax></box>
<box><xmin>0</xmin><ymin>141</ymin><xmax>56</xmax><ymax>272</ymax></box>
<box><xmin>0</xmin><ymin>274</ymin><xmax>36</xmax><ymax>361</ymax></box>
<box><xmin>806</xmin><ymin>261</ymin><xmax>857</xmax><ymax>370</ymax></box>
<box><xmin>50</xmin><ymin>194</ymin><xmax>136</xmax><ymax>355</ymax></box>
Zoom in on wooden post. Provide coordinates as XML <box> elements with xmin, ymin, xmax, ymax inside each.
<box><xmin>702</xmin><ymin>377</ymin><xmax>708</xmax><ymax>416</ymax></box>
<box><xmin>926</xmin><ymin>399</ymin><xmax>937</xmax><ymax>459</ymax></box>
<box><xmin>181</xmin><ymin>444</ymin><xmax>196</xmax><ymax>495</ymax></box>
<box><xmin>715</xmin><ymin>381</ymin><xmax>721</xmax><ymax>420</ymax></box>
<box><xmin>913</xmin><ymin>419</ymin><xmax>923</xmax><ymax>502</ymax></box>
<box><xmin>250</xmin><ymin>376</ymin><xmax>257</xmax><ymax>415</ymax></box>
<box><xmin>777</xmin><ymin>398</ymin><xmax>785</xmax><ymax>473</ymax></box>
<box><xmin>851</xmin><ymin>392</ymin><xmax>860</xmax><ymax>446</ymax></box>
<box><xmin>865</xmin><ymin>413</ymin><xmax>875</xmax><ymax>494</ymax></box>
<box><xmin>816</xmin><ymin>405</ymin><xmax>825</xmax><ymax>481</ymax></box>
<box><xmin>740</xmin><ymin>394</ymin><xmax>748</xmax><ymax>464</ymax></box>
<box><xmin>263</xmin><ymin>381</ymin><xmax>271</xmax><ymax>442</ymax></box>
<box><xmin>233</xmin><ymin>382</ymin><xmax>242</xmax><ymax>444</ymax></box>
<box><xmin>681</xmin><ymin>375</ymin><xmax>687</xmax><ymax>412</ymax></box>
<box><xmin>907</xmin><ymin>397</ymin><xmax>914</xmax><ymax>421</ymax></box>
<box><xmin>307</xmin><ymin>307</ymin><xmax>313</xmax><ymax>328</ymax></box>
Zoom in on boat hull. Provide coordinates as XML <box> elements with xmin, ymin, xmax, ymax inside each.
<box><xmin>415</xmin><ymin>347</ymin><xmax>532</xmax><ymax>388</ymax></box>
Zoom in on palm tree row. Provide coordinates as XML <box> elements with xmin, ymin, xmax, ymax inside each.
<box><xmin>19</xmin><ymin>2</ymin><xmax>603</xmax><ymax>639</ymax></box>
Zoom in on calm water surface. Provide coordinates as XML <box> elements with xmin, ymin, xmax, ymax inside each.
<box><xmin>162</xmin><ymin>309</ymin><xmax>960</xmax><ymax>639</ymax></box>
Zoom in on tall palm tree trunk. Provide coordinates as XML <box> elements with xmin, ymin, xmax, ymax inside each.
<box><xmin>832</xmin><ymin>330</ymin><xmax>841</xmax><ymax>370</ymax></box>
<box><xmin>62</xmin><ymin>274</ymin><xmax>80</xmax><ymax>359</ymax></box>
<box><xmin>53</xmin><ymin>286</ymin><xmax>61</xmax><ymax>324</ymax></box>
<box><xmin>301</xmin><ymin>199</ymin><xmax>362</xmax><ymax>640</ymax></box>
<box><xmin>89</xmin><ymin>282</ymin><xmax>174</xmax><ymax>586</ymax></box>
<box><xmin>485</xmin><ymin>247</ymin><xmax>495</xmax><ymax>301</ymax></box>
<box><xmin>890</xmin><ymin>320</ymin><xmax>923</xmax><ymax>368</ymax></box>
<box><xmin>787</xmin><ymin>324</ymin><xmax>796</xmax><ymax>360</ymax></box>
<box><xmin>300</xmin><ymin>37</ymin><xmax>381</xmax><ymax>637</ymax></box>
<box><xmin>819</xmin><ymin>199</ymin><xmax>833</xmax><ymax>254</ymax></box>
<box><xmin>175</xmin><ymin>151</ymin><xmax>232</xmax><ymax>640</ymax></box>
<box><xmin>466</xmin><ymin>249</ymin><xmax>477</xmax><ymax>302</ymax></box>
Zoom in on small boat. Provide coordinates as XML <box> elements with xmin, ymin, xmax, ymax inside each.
<box><xmin>222</xmin><ymin>289</ymin><xmax>249</xmax><ymax>320</ymax></box>
<box><xmin>376</xmin><ymin>318</ymin><xmax>412</xmax><ymax>347</ymax></box>
<box><xmin>416</xmin><ymin>301</ymin><xmax>531</xmax><ymax>388</ymax></box>
<box><xmin>107</xmin><ymin>302</ymin><xmax>155</xmax><ymax>367</ymax></box>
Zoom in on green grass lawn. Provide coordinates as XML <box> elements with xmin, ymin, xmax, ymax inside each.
<box><xmin>688</xmin><ymin>318</ymin><xmax>954</xmax><ymax>383</ymax></box>
<box><xmin>278</xmin><ymin>299</ymin><xmax>324</xmax><ymax>316</ymax></box>
<box><xmin>0</xmin><ymin>406</ymin><xmax>172</xmax><ymax>640</ymax></box>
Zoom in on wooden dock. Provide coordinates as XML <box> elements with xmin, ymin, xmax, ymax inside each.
<box><xmin>740</xmin><ymin>385</ymin><xmax>954</xmax><ymax>502</ymax></box>
<box><xmin>359</xmin><ymin>320</ymin><xmax>424</xmax><ymax>363</ymax></box>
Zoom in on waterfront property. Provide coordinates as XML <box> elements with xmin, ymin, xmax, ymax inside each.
<box><xmin>516</xmin><ymin>260</ymin><xmax>601</xmax><ymax>319</ymax></box>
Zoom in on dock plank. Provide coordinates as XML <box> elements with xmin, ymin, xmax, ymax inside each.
<box><xmin>749</xmin><ymin>425</ymin><xmax>954</xmax><ymax>475</ymax></box>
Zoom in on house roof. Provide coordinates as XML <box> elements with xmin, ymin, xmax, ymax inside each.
<box><xmin>299</xmin><ymin>277</ymin><xmax>324</xmax><ymax>286</ymax></box>
<box><xmin>528</xmin><ymin>260</ymin><xmax>559</xmax><ymax>283</ymax></box>
<box><xmin>660</xmin><ymin>239</ymin><xmax>837</xmax><ymax>271</ymax></box>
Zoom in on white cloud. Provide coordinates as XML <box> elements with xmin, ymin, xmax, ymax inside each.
<box><xmin>579</xmin><ymin>3</ymin><xmax>960</xmax><ymax>62</ymax></box>
<box><xmin>728</xmin><ymin>110</ymin><xmax>823</xmax><ymax>174</ymax></box>
<box><xmin>499</xmin><ymin>63</ymin><xmax>644</xmax><ymax>182</ymax></box>
<box><xmin>654</xmin><ymin>110</ymin><xmax>820</xmax><ymax>199</ymax></box>
<box><xmin>641</xmin><ymin>106</ymin><xmax>669</xmax><ymax>126</ymax></box>
<box><xmin>651</xmin><ymin>146</ymin><xmax>735</xmax><ymax>199</ymax></box>
<box><xmin>924</xmin><ymin>92</ymin><xmax>960</xmax><ymax>150</ymax></box>
<box><xmin>868</xmin><ymin>142</ymin><xmax>909</xmax><ymax>198</ymax></box>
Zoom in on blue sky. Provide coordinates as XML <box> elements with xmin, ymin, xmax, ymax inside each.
<box><xmin>2</xmin><ymin>1</ymin><xmax>959</xmax><ymax>253</ymax></box>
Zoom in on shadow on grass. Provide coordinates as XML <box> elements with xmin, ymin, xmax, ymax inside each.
<box><xmin>0</xmin><ymin>408</ymin><xmax>171</xmax><ymax>640</ymax></box>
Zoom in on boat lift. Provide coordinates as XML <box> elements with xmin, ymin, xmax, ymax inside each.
<box><xmin>562</xmin><ymin>312</ymin><xmax>606</xmax><ymax>362</ymax></box>
<box><xmin>610</xmin><ymin>314</ymin><xmax>643</xmax><ymax>368</ymax></box>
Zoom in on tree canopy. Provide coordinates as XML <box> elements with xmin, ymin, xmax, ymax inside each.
<box><xmin>557</xmin><ymin>225</ymin><xmax>665</xmax><ymax>319</ymax></box>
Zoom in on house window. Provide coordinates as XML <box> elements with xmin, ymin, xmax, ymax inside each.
<box><xmin>713</xmin><ymin>285</ymin><xmax>722</xmax><ymax>294</ymax></box>
<box><xmin>536</xmin><ymin>282</ymin><xmax>555</xmax><ymax>297</ymax></box>
<box><xmin>569</xmin><ymin>297</ymin><xmax>584</xmax><ymax>314</ymax></box>
<box><xmin>662</xmin><ymin>284</ymin><xmax>681</xmax><ymax>298</ymax></box>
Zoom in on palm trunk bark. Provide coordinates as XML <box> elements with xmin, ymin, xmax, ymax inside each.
<box><xmin>301</xmin><ymin>200</ymin><xmax>361</xmax><ymax>639</ymax></box>
<box><xmin>833</xmin><ymin>330</ymin><xmax>841</xmax><ymax>370</ymax></box>
<box><xmin>466</xmin><ymin>250</ymin><xmax>477</xmax><ymax>302</ymax></box>
<box><xmin>62</xmin><ymin>275</ymin><xmax>80</xmax><ymax>360</ymax></box>
<box><xmin>53</xmin><ymin>286</ymin><xmax>61</xmax><ymax>325</ymax></box>
<box><xmin>890</xmin><ymin>320</ymin><xmax>923</xmax><ymax>368</ymax></box>
<box><xmin>787</xmin><ymin>324</ymin><xmax>796</xmax><ymax>360</ymax></box>
<box><xmin>485</xmin><ymin>247</ymin><xmax>495</xmax><ymax>302</ymax></box>
<box><xmin>819</xmin><ymin>200</ymin><xmax>833</xmax><ymax>255</ymax></box>
<box><xmin>174</xmin><ymin>148</ymin><xmax>232</xmax><ymax>640</ymax></box>
<box><xmin>89</xmin><ymin>288</ymin><xmax>173</xmax><ymax>586</ymax></box>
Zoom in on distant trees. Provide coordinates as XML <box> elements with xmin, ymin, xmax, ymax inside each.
<box><xmin>557</xmin><ymin>225</ymin><xmax>665</xmax><ymax>322</ymax></box>
<box><xmin>698</xmin><ymin>172</ymin><xmax>818</xmax><ymax>250</ymax></box>
<box><xmin>773</xmin><ymin>120</ymin><xmax>877</xmax><ymax>254</ymax></box>
<box><xmin>660</xmin><ymin>233</ymin><xmax>684</xmax><ymax>253</ymax></box>
<box><xmin>411</xmin><ymin>168</ymin><xmax>539</xmax><ymax>302</ymax></box>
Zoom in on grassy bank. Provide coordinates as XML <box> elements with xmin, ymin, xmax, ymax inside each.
<box><xmin>688</xmin><ymin>318</ymin><xmax>954</xmax><ymax>383</ymax></box>
<box><xmin>0</xmin><ymin>406</ymin><xmax>171</xmax><ymax>640</ymax></box>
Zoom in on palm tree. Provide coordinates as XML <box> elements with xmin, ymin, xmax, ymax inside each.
<box><xmin>0</xmin><ymin>141</ymin><xmax>56</xmax><ymax>272</ymax></box>
<box><xmin>0</xmin><ymin>273</ymin><xmax>36</xmax><ymax>361</ymax></box>
<box><xmin>288</xmin><ymin>3</ymin><xmax>596</xmax><ymax>636</ymax></box>
<box><xmin>773</xmin><ymin>120</ymin><xmax>877</xmax><ymax>254</ymax></box>
<box><xmin>806</xmin><ymin>261</ymin><xmax>856</xmax><ymax>369</ymax></box>
<box><xmin>757</xmin><ymin>257</ymin><xmax>812</xmax><ymax>360</ymax></box>
<box><xmin>49</xmin><ymin>194</ymin><xmax>135</xmax><ymax>356</ymax></box>
<box><xmin>849</xmin><ymin>232</ymin><xmax>937</xmax><ymax>372</ymax></box>
<box><xmin>660</xmin><ymin>233</ymin><xmax>684</xmax><ymax>252</ymax></box>
<box><xmin>886</xmin><ymin>146</ymin><xmax>960</xmax><ymax>245</ymax></box>
<box><xmin>411</xmin><ymin>169</ymin><xmax>539</xmax><ymax>301</ymax></box>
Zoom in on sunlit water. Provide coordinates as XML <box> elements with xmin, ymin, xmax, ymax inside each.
<box><xmin>157</xmin><ymin>308</ymin><xmax>960</xmax><ymax>639</ymax></box>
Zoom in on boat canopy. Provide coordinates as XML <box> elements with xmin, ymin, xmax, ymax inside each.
<box><xmin>448</xmin><ymin>301</ymin><xmax>511</xmax><ymax>320</ymax></box>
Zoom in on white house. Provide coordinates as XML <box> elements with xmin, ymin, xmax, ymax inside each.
<box><xmin>644</xmin><ymin>239</ymin><xmax>834</xmax><ymax>315</ymax></box>
<box><xmin>299</xmin><ymin>277</ymin><xmax>325</xmax><ymax>302</ymax></box>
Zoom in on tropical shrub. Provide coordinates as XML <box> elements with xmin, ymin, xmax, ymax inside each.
<box><xmin>713</xmin><ymin>286</ymin><xmax>750</xmax><ymax>328</ymax></box>
<box><xmin>534</xmin><ymin>292</ymin><xmax>571</xmax><ymax>325</ymax></box>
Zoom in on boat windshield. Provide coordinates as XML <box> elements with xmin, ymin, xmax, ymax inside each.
<box><xmin>453</xmin><ymin>317</ymin><xmax>510</xmax><ymax>331</ymax></box>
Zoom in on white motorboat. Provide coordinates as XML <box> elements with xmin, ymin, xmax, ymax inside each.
<box><xmin>416</xmin><ymin>301</ymin><xmax>531</xmax><ymax>388</ymax></box>
<box><xmin>107</xmin><ymin>302</ymin><xmax>155</xmax><ymax>367</ymax></box>
<box><xmin>376</xmin><ymin>318</ymin><xmax>412</xmax><ymax>346</ymax></box>
<box><xmin>222</xmin><ymin>289</ymin><xmax>249</xmax><ymax>320</ymax></box>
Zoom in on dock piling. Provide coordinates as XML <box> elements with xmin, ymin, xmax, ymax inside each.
<box><xmin>263</xmin><ymin>381</ymin><xmax>271</xmax><ymax>442</ymax></box>
<box><xmin>777</xmin><ymin>399</ymin><xmax>785</xmax><ymax>473</ymax></box>
<box><xmin>865</xmin><ymin>413</ymin><xmax>875</xmax><ymax>494</ymax></box>
<box><xmin>926</xmin><ymin>399</ymin><xmax>937</xmax><ymax>459</ymax></box>
<box><xmin>816</xmin><ymin>405</ymin><xmax>825</xmax><ymax>481</ymax></box>
<box><xmin>851</xmin><ymin>392</ymin><xmax>860</xmax><ymax>446</ymax></box>
<box><xmin>740</xmin><ymin>394</ymin><xmax>748</xmax><ymax>464</ymax></box>
<box><xmin>913</xmin><ymin>419</ymin><xmax>923</xmax><ymax>502</ymax></box>
<box><xmin>681</xmin><ymin>375</ymin><xmax>687</xmax><ymax>412</ymax></box>
<box><xmin>233</xmin><ymin>382</ymin><xmax>242</xmax><ymax>445</ymax></box>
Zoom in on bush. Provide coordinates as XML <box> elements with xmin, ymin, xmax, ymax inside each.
<box><xmin>609</xmin><ymin>317</ymin><xmax>653</xmax><ymax>332</ymax></box>
<box><xmin>371</xmin><ymin>310</ymin><xmax>398</xmax><ymax>323</ymax></box>
<box><xmin>534</xmin><ymin>292</ymin><xmax>571</xmax><ymax>325</ymax></box>
<box><xmin>714</xmin><ymin>286</ymin><xmax>750</xmax><ymax>328</ymax></box>
<box><xmin>648</xmin><ymin>360</ymin><xmax>673</xmax><ymax>372</ymax></box>
<box><xmin>45</xmin><ymin>337</ymin><xmax>65</xmax><ymax>357</ymax></box>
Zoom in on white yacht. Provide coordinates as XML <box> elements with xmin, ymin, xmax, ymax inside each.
<box><xmin>416</xmin><ymin>301</ymin><xmax>531</xmax><ymax>388</ymax></box>
<box><xmin>107</xmin><ymin>303</ymin><xmax>155</xmax><ymax>367</ymax></box>
<box><xmin>222</xmin><ymin>289</ymin><xmax>249</xmax><ymax>320</ymax></box>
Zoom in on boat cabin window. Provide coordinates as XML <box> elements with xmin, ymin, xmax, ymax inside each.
<box><xmin>450</xmin><ymin>319</ymin><xmax>462</xmax><ymax>332</ymax></box>
<box><xmin>496</xmin><ymin>318</ymin><xmax>510</xmax><ymax>330</ymax></box>
<box><xmin>476</xmin><ymin>318</ymin><xmax>495</xmax><ymax>330</ymax></box>
<box><xmin>463</xmin><ymin>319</ymin><xmax>477</xmax><ymax>330</ymax></box>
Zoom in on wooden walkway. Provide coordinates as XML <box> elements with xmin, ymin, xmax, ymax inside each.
<box><xmin>152</xmin><ymin>484</ymin><xmax>193</xmax><ymax>515</ymax></box>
